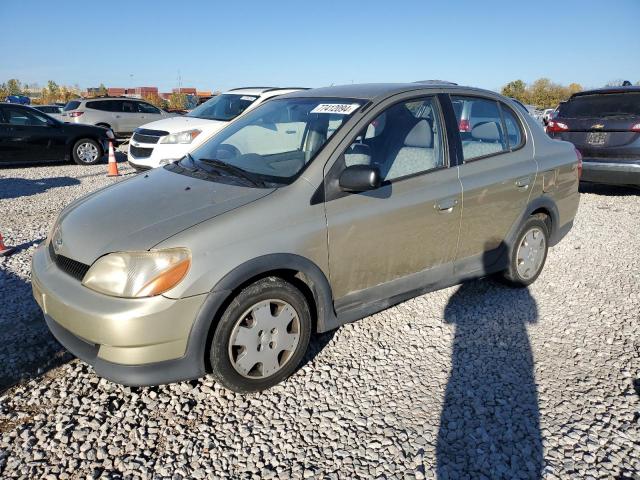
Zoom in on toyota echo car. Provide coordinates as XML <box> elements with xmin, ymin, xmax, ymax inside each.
<box><xmin>32</xmin><ymin>83</ymin><xmax>580</xmax><ymax>392</ymax></box>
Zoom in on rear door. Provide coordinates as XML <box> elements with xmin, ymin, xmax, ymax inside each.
<box><xmin>450</xmin><ymin>95</ymin><xmax>537</xmax><ymax>274</ymax></box>
<box><xmin>118</xmin><ymin>100</ymin><xmax>140</xmax><ymax>134</ymax></box>
<box><xmin>551</xmin><ymin>92</ymin><xmax>640</xmax><ymax>161</ymax></box>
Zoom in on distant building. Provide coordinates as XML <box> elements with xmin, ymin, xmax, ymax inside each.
<box><xmin>173</xmin><ymin>87</ymin><xmax>197</xmax><ymax>95</ymax></box>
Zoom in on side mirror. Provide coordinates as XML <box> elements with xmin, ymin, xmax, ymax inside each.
<box><xmin>339</xmin><ymin>164</ymin><xmax>381</xmax><ymax>192</ymax></box>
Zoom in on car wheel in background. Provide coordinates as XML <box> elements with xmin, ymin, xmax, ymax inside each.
<box><xmin>209</xmin><ymin>277</ymin><xmax>312</xmax><ymax>393</ymax></box>
<box><xmin>72</xmin><ymin>138</ymin><xmax>103</xmax><ymax>165</ymax></box>
<box><xmin>501</xmin><ymin>215</ymin><xmax>549</xmax><ymax>287</ymax></box>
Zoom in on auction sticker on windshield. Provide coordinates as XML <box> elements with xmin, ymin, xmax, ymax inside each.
<box><xmin>311</xmin><ymin>103</ymin><xmax>360</xmax><ymax>115</ymax></box>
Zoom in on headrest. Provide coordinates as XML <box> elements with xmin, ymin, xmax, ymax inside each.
<box><xmin>404</xmin><ymin>120</ymin><xmax>433</xmax><ymax>148</ymax></box>
<box><xmin>471</xmin><ymin>121</ymin><xmax>501</xmax><ymax>142</ymax></box>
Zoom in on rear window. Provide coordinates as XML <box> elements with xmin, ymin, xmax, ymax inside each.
<box><xmin>559</xmin><ymin>92</ymin><xmax>640</xmax><ymax>118</ymax></box>
<box><xmin>63</xmin><ymin>101</ymin><xmax>81</xmax><ymax>111</ymax></box>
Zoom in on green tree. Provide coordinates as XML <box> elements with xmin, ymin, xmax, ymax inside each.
<box><xmin>98</xmin><ymin>83</ymin><xmax>108</xmax><ymax>96</ymax></box>
<box><xmin>501</xmin><ymin>79</ymin><xmax>528</xmax><ymax>103</ymax></box>
<box><xmin>143</xmin><ymin>93</ymin><xmax>168</xmax><ymax>109</ymax></box>
<box><xmin>6</xmin><ymin>79</ymin><xmax>22</xmax><ymax>95</ymax></box>
<box><xmin>0</xmin><ymin>83</ymin><xmax>8</xmax><ymax>99</ymax></box>
<box><xmin>168</xmin><ymin>92</ymin><xmax>188</xmax><ymax>110</ymax></box>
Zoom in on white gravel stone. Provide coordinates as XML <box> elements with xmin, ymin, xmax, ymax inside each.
<box><xmin>1</xmin><ymin>165</ymin><xmax>639</xmax><ymax>478</ymax></box>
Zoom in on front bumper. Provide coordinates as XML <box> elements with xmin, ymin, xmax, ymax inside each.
<box><xmin>31</xmin><ymin>243</ymin><xmax>208</xmax><ymax>385</ymax></box>
<box><xmin>127</xmin><ymin>142</ymin><xmax>192</xmax><ymax>170</ymax></box>
<box><xmin>581</xmin><ymin>159</ymin><xmax>640</xmax><ymax>186</ymax></box>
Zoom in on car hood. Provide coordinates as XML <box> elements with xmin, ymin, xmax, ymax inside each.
<box><xmin>138</xmin><ymin>116</ymin><xmax>229</xmax><ymax>133</ymax></box>
<box><xmin>54</xmin><ymin>167</ymin><xmax>274</xmax><ymax>265</ymax></box>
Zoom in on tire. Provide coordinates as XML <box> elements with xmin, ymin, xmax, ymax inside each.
<box><xmin>501</xmin><ymin>215</ymin><xmax>549</xmax><ymax>287</ymax></box>
<box><xmin>209</xmin><ymin>277</ymin><xmax>312</xmax><ymax>393</ymax></box>
<box><xmin>72</xmin><ymin>138</ymin><xmax>103</xmax><ymax>165</ymax></box>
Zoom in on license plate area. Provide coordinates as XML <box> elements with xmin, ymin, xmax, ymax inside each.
<box><xmin>587</xmin><ymin>131</ymin><xmax>608</xmax><ymax>145</ymax></box>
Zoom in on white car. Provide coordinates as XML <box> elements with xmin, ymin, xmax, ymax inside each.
<box><xmin>127</xmin><ymin>87</ymin><xmax>307</xmax><ymax>170</ymax></box>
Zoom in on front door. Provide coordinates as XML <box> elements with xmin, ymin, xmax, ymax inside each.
<box><xmin>324</xmin><ymin>96</ymin><xmax>462</xmax><ymax>307</ymax></box>
<box><xmin>450</xmin><ymin>95</ymin><xmax>537</xmax><ymax>273</ymax></box>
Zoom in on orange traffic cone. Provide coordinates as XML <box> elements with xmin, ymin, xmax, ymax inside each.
<box><xmin>0</xmin><ymin>232</ymin><xmax>15</xmax><ymax>257</ymax></box>
<box><xmin>107</xmin><ymin>141</ymin><xmax>120</xmax><ymax>177</ymax></box>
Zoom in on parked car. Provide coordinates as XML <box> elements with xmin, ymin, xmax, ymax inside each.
<box><xmin>33</xmin><ymin>104</ymin><xmax>65</xmax><ymax>121</ymax></box>
<box><xmin>60</xmin><ymin>97</ymin><xmax>174</xmax><ymax>138</ymax></box>
<box><xmin>127</xmin><ymin>87</ymin><xmax>307</xmax><ymax>171</ymax></box>
<box><xmin>547</xmin><ymin>86</ymin><xmax>640</xmax><ymax>186</ymax></box>
<box><xmin>0</xmin><ymin>103</ymin><xmax>114</xmax><ymax>165</ymax></box>
<box><xmin>32</xmin><ymin>83</ymin><xmax>580</xmax><ymax>392</ymax></box>
<box><xmin>542</xmin><ymin>108</ymin><xmax>555</xmax><ymax>125</ymax></box>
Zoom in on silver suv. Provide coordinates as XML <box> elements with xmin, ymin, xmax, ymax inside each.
<box><xmin>61</xmin><ymin>98</ymin><xmax>173</xmax><ymax>137</ymax></box>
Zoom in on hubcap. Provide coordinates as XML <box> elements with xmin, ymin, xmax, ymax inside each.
<box><xmin>516</xmin><ymin>227</ymin><xmax>546</xmax><ymax>280</ymax></box>
<box><xmin>77</xmin><ymin>142</ymin><xmax>98</xmax><ymax>163</ymax></box>
<box><xmin>228</xmin><ymin>299</ymin><xmax>300</xmax><ymax>379</ymax></box>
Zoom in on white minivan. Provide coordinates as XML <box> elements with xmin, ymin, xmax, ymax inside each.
<box><xmin>127</xmin><ymin>87</ymin><xmax>307</xmax><ymax>170</ymax></box>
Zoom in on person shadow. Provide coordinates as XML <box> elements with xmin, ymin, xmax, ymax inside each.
<box><xmin>436</xmin><ymin>246</ymin><xmax>543</xmax><ymax>479</ymax></box>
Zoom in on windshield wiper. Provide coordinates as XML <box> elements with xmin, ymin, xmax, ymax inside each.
<box><xmin>198</xmin><ymin>158</ymin><xmax>266</xmax><ymax>187</ymax></box>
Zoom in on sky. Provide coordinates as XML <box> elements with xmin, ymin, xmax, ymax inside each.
<box><xmin>1</xmin><ymin>0</ymin><xmax>639</xmax><ymax>93</ymax></box>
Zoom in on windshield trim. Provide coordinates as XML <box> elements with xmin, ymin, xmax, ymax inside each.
<box><xmin>182</xmin><ymin>96</ymin><xmax>365</xmax><ymax>187</ymax></box>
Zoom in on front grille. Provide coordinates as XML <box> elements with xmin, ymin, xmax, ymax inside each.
<box><xmin>49</xmin><ymin>243</ymin><xmax>90</xmax><ymax>281</ymax></box>
<box><xmin>130</xmin><ymin>145</ymin><xmax>154</xmax><ymax>158</ymax></box>
<box><xmin>132</xmin><ymin>132</ymin><xmax>160</xmax><ymax>144</ymax></box>
<box><xmin>132</xmin><ymin>128</ymin><xmax>169</xmax><ymax>144</ymax></box>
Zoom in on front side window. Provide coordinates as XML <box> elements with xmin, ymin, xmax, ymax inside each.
<box><xmin>121</xmin><ymin>101</ymin><xmax>136</xmax><ymax>113</ymax></box>
<box><xmin>343</xmin><ymin>96</ymin><xmax>446</xmax><ymax>181</ymax></box>
<box><xmin>1</xmin><ymin>107</ymin><xmax>49</xmax><ymax>126</ymax></box>
<box><xmin>182</xmin><ymin>98</ymin><xmax>361</xmax><ymax>185</ymax></box>
<box><xmin>451</xmin><ymin>96</ymin><xmax>508</xmax><ymax>161</ymax></box>
<box><xmin>187</xmin><ymin>94</ymin><xmax>259</xmax><ymax>121</ymax></box>
<box><xmin>138</xmin><ymin>102</ymin><xmax>161</xmax><ymax>114</ymax></box>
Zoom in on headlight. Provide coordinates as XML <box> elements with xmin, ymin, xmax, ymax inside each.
<box><xmin>159</xmin><ymin>129</ymin><xmax>201</xmax><ymax>144</ymax></box>
<box><xmin>105</xmin><ymin>129</ymin><xmax>115</xmax><ymax>140</ymax></box>
<box><xmin>82</xmin><ymin>248</ymin><xmax>191</xmax><ymax>298</ymax></box>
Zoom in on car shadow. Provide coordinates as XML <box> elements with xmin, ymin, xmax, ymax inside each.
<box><xmin>436</xmin><ymin>256</ymin><xmax>543</xmax><ymax>478</ymax></box>
<box><xmin>579</xmin><ymin>183</ymin><xmax>639</xmax><ymax>196</ymax></box>
<box><xmin>0</xmin><ymin>177</ymin><xmax>81</xmax><ymax>200</ymax></box>
<box><xmin>0</xmin><ymin>262</ymin><xmax>71</xmax><ymax>393</ymax></box>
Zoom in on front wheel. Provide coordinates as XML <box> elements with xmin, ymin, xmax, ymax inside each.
<box><xmin>209</xmin><ymin>277</ymin><xmax>312</xmax><ymax>393</ymax></box>
<box><xmin>501</xmin><ymin>216</ymin><xmax>549</xmax><ymax>287</ymax></box>
<box><xmin>72</xmin><ymin>138</ymin><xmax>103</xmax><ymax>165</ymax></box>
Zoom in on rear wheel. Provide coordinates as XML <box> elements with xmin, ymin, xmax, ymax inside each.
<box><xmin>501</xmin><ymin>216</ymin><xmax>549</xmax><ymax>287</ymax></box>
<box><xmin>72</xmin><ymin>138</ymin><xmax>103</xmax><ymax>165</ymax></box>
<box><xmin>209</xmin><ymin>277</ymin><xmax>312</xmax><ymax>392</ymax></box>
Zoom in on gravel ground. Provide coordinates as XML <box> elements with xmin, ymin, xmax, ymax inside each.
<box><xmin>0</xmin><ymin>163</ymin><xmax>638</xmax><ymax>479</ymax></box>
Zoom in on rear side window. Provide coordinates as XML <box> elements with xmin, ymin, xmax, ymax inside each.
<box><xmin>451</xmin><ymin>96</ymin><xmax>508</xmax><ymax>161</ymax></box>
<box><xmin>559</xmin><ymin>92</ymin><xmax>640</xmax><ymax>118</ymax></box>
<box><xmin>64</xmin><ymin>101</ymin><xmax>81</xmax><ymax>111</ymax></box>
<box><xmin>501</xmin><ymin>106</ymin><xmax>524</xmax><ymax>149</ymax></box>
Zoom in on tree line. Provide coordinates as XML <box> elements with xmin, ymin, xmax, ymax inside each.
<box><xmin>501</xmin><ymin>78</ymin><xmax>640</xmax><ymax>109</ymax></box>
<box><xmin>0</xmin><ymin>78</ymin><xmax>194</xmax><ymax>110</ymax></box>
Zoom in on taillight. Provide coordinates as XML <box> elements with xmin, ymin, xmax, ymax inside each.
<box><xmin>68</xmin><ymin>111</ymin><xmax>84</xmax><ymax>118</ymax></box>
<box><xmin>631</xmin><ymin>123</ymin><xmax>640</xmax><ymax>132</ymax></box>
<box><xmin>547</xmin><ymin>120</ymin><xmax>569</xmax><ymax>133</ymax></box>
<box><xmin>459</xmin><ymin>119</ymin><xmax>470</xmax><ymax>132</ymax></box>
<box><xmin>575</xmin><ymin>147</ymin><xmax>583</xmax><ymax>179</ymax></box>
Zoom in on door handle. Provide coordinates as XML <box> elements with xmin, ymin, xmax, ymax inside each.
<box><xmin>435</xmin><ymin>198</ymin><xmax>459</xmax><ymax>212</ymax></box>
<box><xmin>515</xmin><ymin>176</ymin><xmax>531</xmax><ymax>188</ymax></box>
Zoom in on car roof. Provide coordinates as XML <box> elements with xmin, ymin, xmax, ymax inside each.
<box><xmin>277</xmin><ymin>82</ymin><xmax>496</xmax><ymax>101</ymax></box>
<box><xmin>225</xmin><ymin>87</ymin><xmax>309</xmax><ymax>96</ymax></box>
<box><xmin>571</xmin><ymin>86</ymin><xmax>640</xmax><ymax>98</ymax></box>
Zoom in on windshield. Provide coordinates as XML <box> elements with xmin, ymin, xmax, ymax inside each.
<box><xmin>181</xmin><ymin>97</ymin><xmax>362</xmax><ymax>185</ymax></box>
<box><xmin>559</xmin><ymin>92</ymin><xmax>640</xmax><ymax>118</ymax></box>
<box><xmin>187</xmin><ymin>94</ymin><xmax>259</xmax><ymax>121</ymax></box>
